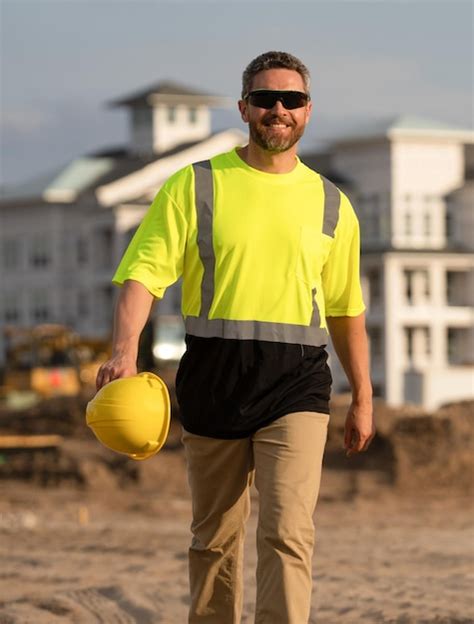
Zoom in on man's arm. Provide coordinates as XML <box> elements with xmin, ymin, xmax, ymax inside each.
<box><xmin>326</xmin><ymin>313</ymin><xmax>375</xmax><ymax>457</ymax></box>
<box><xmin>96</xmin><ymin>280</ymin><xmax>155</xmax><ymax>390</ymax></box>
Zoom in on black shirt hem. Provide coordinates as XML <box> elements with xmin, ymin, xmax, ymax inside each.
<box><xmin>180</xmin><ymin>403</ymin><xmax>330</xmax><ymax>440</ymax></box>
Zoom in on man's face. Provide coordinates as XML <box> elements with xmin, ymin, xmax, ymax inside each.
<box><xmin>238</xmin><ymin>68</ymin><xmax>312</xmax><ymax>153</ymax></box>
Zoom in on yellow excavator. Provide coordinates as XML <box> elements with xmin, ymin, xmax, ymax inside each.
<box><xmin>0</xmin><ymin>324</ymin><xmax>111</xmax><ymax>400</ymax></box>
<box><xmin>0</xmin><ymin>325</ymin><xmax>111</xmax><ymax>478</ymax></box>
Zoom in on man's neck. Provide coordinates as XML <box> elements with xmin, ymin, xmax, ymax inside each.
<box><xmin>237</xmin><ymin>144</ymin><xmax>298</xmax><ymax>174</ymax></box>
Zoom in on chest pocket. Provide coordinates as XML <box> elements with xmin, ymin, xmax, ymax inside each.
<box><xmin>295</xmin><ymin>225</ymin><xmax>334</xmax><ymax>286</ymax></box>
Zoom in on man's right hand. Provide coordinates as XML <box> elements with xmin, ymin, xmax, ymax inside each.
<box><xmin>95</xmin><ymin>354</ymin><xmax>137</xmax><ymax>391</ymax></box>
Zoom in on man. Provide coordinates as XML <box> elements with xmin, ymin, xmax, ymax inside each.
<box><xmin>97</xmin><ymin>51</ymin><xmax>375</xmax><ymax>623</ymax></box>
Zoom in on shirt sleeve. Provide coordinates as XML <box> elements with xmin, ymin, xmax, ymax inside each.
<box><xmin>112</xmin><ymin>184</ymin><xmax>187</xmax><ymax>299</ymax></box>
<box><xmin>321</xmin><ymin>192</ymin><xmax>366</xmax><ymax>317</ymax></box>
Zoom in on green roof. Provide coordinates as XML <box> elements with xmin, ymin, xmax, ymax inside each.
<box><xmin>0</xmin><ymin>157</ymin><xmax>116</xmax><ymax>203</ymax></box>
<box><xmin>45</xmin><ymin>157</ymin><xmax>115</xmax><ymax>194</ymax></box>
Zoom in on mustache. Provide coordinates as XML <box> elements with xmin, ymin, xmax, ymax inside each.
<box><xmin>261</xmin><ymin>114</ymin><xmax>294</xmax><ymax>126</ymax></box>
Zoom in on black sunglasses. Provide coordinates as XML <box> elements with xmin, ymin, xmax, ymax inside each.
<box><xmin>245</xmin><ymin>90</ymin><xmax>310</xmax><ymax>110</ymax></box>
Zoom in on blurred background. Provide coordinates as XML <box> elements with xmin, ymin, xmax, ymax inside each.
<box><xmin>0</xmin><ymin>2</ymin><xmax>473</xmax><ymax>622</ymax></box>
<box><xmin>1</xmin><ymin>0</ymin><xmax>473</xmax><ymax>408</ymax></box>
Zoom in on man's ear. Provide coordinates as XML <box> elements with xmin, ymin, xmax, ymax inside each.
<box><xmin>304</xmin><ymin>100</ymin><xmax>313</xmax><ymax>126</ymax></box>
<box><xmin>238</xmin><ymin>100</ymin><xmax>249</xmax><ymax>123</ymax></box>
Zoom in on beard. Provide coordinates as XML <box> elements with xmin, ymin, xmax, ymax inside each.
<box><xmin>248</xmin><ymin>115</ymin><xmax>305</xmax><ymax>153</ymax></box>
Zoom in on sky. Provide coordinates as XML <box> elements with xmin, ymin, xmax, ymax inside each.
<box><xmin>1</xmin><ymin>0</ymin><xmax>473</xmax><ymax>186</ymax></box>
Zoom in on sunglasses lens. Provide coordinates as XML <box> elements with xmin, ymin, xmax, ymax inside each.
<box><xmin>248</xmin><ymin>93</ymin><xmax>278</xmax><ymax>109</ymax></box>
<box><xmin>248</xmin><ymin>91</ymin><xmax>308</xmax><ymax>110</ymax></box>
<box><xmin>281</xmin><ymin>93</ymin><xmax>308</xmax><ymax>109</ymax></box>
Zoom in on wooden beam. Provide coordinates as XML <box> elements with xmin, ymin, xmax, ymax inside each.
<box><xmin>0</xmin><ymin>435</ymin><xmax>63</xmax><ymax>449</ymax></box>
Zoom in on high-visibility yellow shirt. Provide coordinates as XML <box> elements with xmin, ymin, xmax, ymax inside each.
<box><xmin>112</xmin><ymin>148</ymin><xmax>365</xmax><ymax>346</ymax></box>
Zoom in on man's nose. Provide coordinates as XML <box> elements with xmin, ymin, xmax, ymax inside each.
<box><xmin>270</xmin><ymin>99</ymin><xmax>287</xmax><ymax>114</ymax></box>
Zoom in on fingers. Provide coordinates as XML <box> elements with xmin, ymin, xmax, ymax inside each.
<box><xmin>96</xmin><ymin>368</ymin><xmax>118</xmax><ymax>391</ymax></box>
<box><xmin>96</xmin><ymin>368</ymin><xmax>112</xmax><ymax>391</ymax></box>
<box><xmin>344</xmin><ymin>423</ymin><xmax>353</xmax><ymax>450</ymax></box>
<box><xmin>361</xmin><ymin>430</ymin><xmax>376</xmax><ymax>452</ymax></box>
<box><xmin>96</xmin><ymin>366</ymin><xmax>121</xmax><ymax>391</ymax></box>
<box><xmin>95</xmin><ymin>364</ymin><xmax>118</xmax><ymax>391</ymax></box>
<box><xmin>95</xmin><ymin>358</ymin><xmax>137</xmax><ymax>391</ymax></box>
<box><xmin>344</xmin><ymin>427</ymin><xmax>375</xmax><ymax>457</ymax></box>
<box><xmin>95</xmin><ymin>366</ymin><xmax>108</xmax><ymax>391</ymax></box>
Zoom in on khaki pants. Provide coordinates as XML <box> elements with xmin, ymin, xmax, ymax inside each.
<box><xmin>182</xmin><ymin>411</ymin><xmax>329</xmax><ymax>624</ymax></box>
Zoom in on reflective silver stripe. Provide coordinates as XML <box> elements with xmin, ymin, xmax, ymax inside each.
<box><xmin>309</xmin><ymin>286</ymin><xmax>320</xmax><ymax>334</ymax></box>
<box><xmin>185</xmin><ymin>317</ymin><xmax>328</xmax><ymax>345</ymax></box>
<box><xmin>192</xmin><ymin>160</ymin><xmax>215</xmax><ymax>318</ymax></box>
<box><xmin>309</xmin><ymin>178</ymin><xmax>340</xmax><ymax>329</ymax></box>
<box><xmin>321</xmin><ymin>175</ymin><xmax>341</xmax><ymax>237</ymax></box>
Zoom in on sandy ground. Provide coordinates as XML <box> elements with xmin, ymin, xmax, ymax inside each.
<box><xmin>0</xmin><ymin>437</ymin><xmax>473</xmax><ymax>624</ymax></box>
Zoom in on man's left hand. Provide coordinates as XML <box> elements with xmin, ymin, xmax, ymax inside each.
<box><xmin>343</xmin><ymin>401</ymin><xmax>375</xmax><ymax>457</ymax></box>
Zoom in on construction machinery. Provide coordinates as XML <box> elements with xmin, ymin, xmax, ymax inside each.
<box><xmin>0</xmin><ymin>324</ymin><xmax>111</xmax><ymax>402</ymax></box>
<box><xmin>0</xmin><ymin>325</ymin><xmax>111</xmax><ymax>483</ymax></box>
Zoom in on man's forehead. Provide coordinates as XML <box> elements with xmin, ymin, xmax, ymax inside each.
<box><xmin>250</xmin><ymin>68</ymin><xmax>306</xmax><ymax>91</ymax></box>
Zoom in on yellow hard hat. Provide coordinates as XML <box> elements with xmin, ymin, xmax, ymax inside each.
<box><xmin>86</xmin><ymin>372</ymin><xmax>171</xmax><ymax>461</ymax></box>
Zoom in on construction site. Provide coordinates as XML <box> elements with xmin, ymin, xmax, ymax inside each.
<box><xmin>0</xmin><ymin>324</ymin><xmax>473</xmax><ymax>623</ymax></box>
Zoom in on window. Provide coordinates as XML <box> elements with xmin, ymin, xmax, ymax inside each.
<box><xmin>404</xmin><ymin>212</ymin><xmax>412</xmax><ymax>236</ymax></box>
<box><xmin>167</xmin><ymin>106</ymin><xmax>176</xmax><ymax>123</ymax></box>
<box><xmin>359</xmin><ymin>195</ymin><xmax>381</xmax><ymax>239</ymax></box>
<box><xmin>2</xmin><ymin>239</ymin><xmax>20</xmax><ymax>269</ymax></box>
<box><xmin>189</xmin><ymin>107</ymin><xmax>197</xmax><ymax>124</ymax></box>
<box><xmin>369</xmin><ymin>327</ymin><xmax>382</xmax><ymax>357</ymax></box>
<box><xmin>30</xmin><ymin>235</ymin><xmax>51</xmax><ymax>268</ymax></box>
<box><xmin>134</xmin><ymin>107</ymin><xmax>150</xmax><ymax>126</ymax></box>
<box><xmin>3</xmin><ymin>292</ymin><xmax>20</xmax><ymax>323</ymax></box>
<box><xmin>422</xmin><ymin>270</ymin><xmax>430</xmax><ymax>298</ymax></box>
<box><xmin>405</xmin><ymin>327</ymin><xmax>414</xmax><ymax>361</ymax></box>
<box><xmin>404</xmin><ymin>270</ymin><xmax>414</xmax><ymax>304</ymax></box>
<box><xmin>78</xmin><ymin>291</ymin><xmax>89</xmax><ymax>318</ymax></box>
<box><xmin>446</xmin><ymin>270</ymin><xmax>471</xmax><ymax>306</ymax></box>
<box><xmin>97</xmin><ymin>285</ymin><xmax>114</xmax><ymax>324</ymax></box>
<box><xmin>447</xmin><ymin>327</ymin><xmax>474</xmax><ymax>366</ymax></box>
<box><xmin>367</xmin><ymin>268</ymin><xmax>381</xmax><ymax>305</ymax></box>
<box><xmin>424</xmin><ymin>213</ymin><xmax>431</xmax><ymax>236</ymax></box>
<box><xmin>368</xmin><ymin>213</ymin><xmax>380</xmax><ymax>239</ymax></box>
<box><xmin>446</xmin><ymin>211</ymin><xmax>454</xmax><ymax>239</ymax></box>
<box><xmin>77</xmin><ymin>237</ymin><xmax>88</xmax><ymax>265</ymax></box>
<box><xmin>96</xmin><ymin>226</ymin><xmax>114</xmax><ymax>269</ymax></box>
<box><xmin>421</xmin><ymin>327</ymin><xmax>431</xmax><ymax>356</ymax></box>
<box><xmin>31</xmin><ymin>289</ymin><xmax>50</xmax><ymax>322</ymax></box>
<box><xmin>370</xmin><ymin>193</ymin><xmax>379</xmax><ymax>211</ymax></box>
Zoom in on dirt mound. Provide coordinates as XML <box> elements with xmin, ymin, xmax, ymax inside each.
<box><xmin>392</xmin><ymin>401</ymin><xmax>473</xmax><ymax>493</ymax></box>
<box><xmin>0</xmin><ymin>398</ymin><xmax>184</xmax><ymax>488</ymax></box>
<box><xmin>325</xmin><ymin>398</ymin><xmax>474</xmax><ymax>495</ymax></box>
<box><xmin>0</xmin><ymin>395</ymin><xmax>472</xmax><ymax>496</ymax></box>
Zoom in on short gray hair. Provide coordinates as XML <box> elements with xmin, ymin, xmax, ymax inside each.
<box><xmin>241</xmin><ymin>51</ymin><xmax>311</xmax><ymax>99</ymax></box>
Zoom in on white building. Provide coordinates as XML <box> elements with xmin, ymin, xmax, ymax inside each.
<box><xmin>307</xmin><ymin>116</ymin><xmax>474</xmax><ymax>410</ymax></box>
<box><xmin>1</xmin><ymin>94</ymin><xmax>473</xmax><ymax>411</ymax></box>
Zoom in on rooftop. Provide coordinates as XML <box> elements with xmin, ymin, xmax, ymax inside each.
<box><xmin>109</xmin><ymin>80</ymin><xmax>231</xmax><ymax>108</ymax></box>
<box><xmin>0</xmin><ymin>133</ymin><xmax>237</xmax><ymax>205</ymax></box>
<box><xmin>332</xmin><ymin>114</ymin><xmax>473</xmax><ymax>145</ymax></box>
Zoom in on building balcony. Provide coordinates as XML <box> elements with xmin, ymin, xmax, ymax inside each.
<box><xmin>395</xmin><ymin>306</ymin><xmax>473</xmax><ymax>324</ymax></box>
